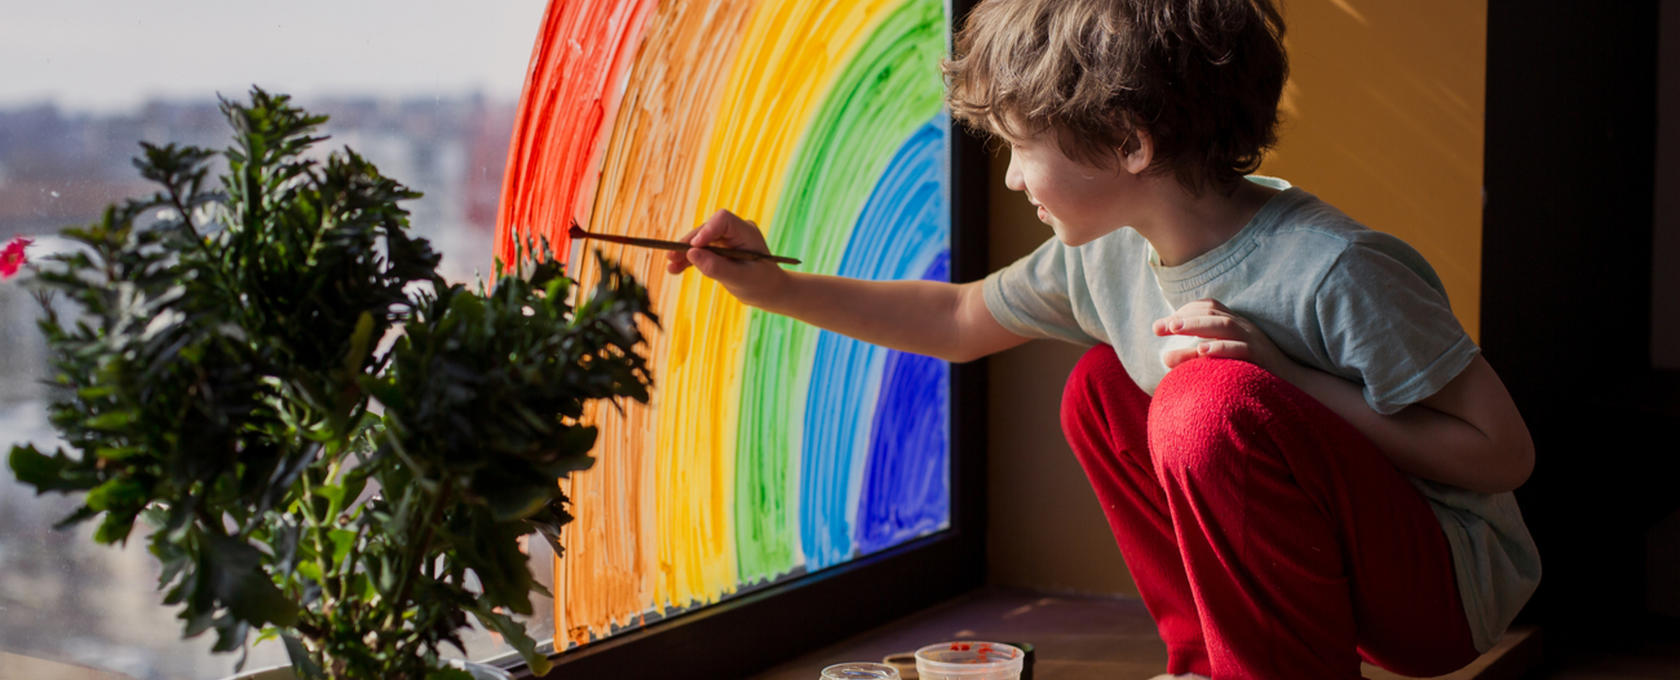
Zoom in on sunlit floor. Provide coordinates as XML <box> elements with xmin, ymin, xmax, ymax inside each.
<box><xmin>748</xmin><ymin>587</ymin><xmax>1550</xmax><ymax>680</ymax></box>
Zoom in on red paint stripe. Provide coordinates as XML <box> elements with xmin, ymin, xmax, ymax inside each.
<box><xmin>494</xmin><ymin>0</ymin><xmax>658</xmax><ymax>270</ymax></box>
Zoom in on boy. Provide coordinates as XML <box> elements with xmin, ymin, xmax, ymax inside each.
<box><xmin>667</xmin><ymin>0</ymin><xmax>1540</xmax><ymax>677</ymax></box>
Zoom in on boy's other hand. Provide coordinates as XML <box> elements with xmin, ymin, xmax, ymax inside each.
<box><xmin>665</xmin><ymin>208</ymin><xmax>790</xmax><ymax>308</ymax></box>
<box><xmin>1153</xmin><ymin>298</ymin><xmax>1290</xmax><ymax>374</ymax></box>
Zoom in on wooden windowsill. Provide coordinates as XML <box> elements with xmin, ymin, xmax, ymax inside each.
<box><xmin>748</xmin><ymin>586</ymin><xmax>1541</xmax><ymax>680</ymax></box>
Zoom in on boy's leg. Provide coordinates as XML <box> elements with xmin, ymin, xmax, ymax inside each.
<box><xmin>1148</xmin><ymin>358</ymin><xmax>1480</xmax><ymax>679</ymax></box>
<box><xmin>1061</xmin><ymin>345</ymin><xmax>1211</xmax><ymax>676</ymax></box>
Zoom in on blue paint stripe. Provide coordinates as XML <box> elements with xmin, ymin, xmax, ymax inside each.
<box><xmin>855</xmin><ymin>251</ymin><xmax>951</xmax><ymax>554</ymax></box>
<box><xmin>801</xmin><ymin>117</ymin><xmax>949</xmax><ymax>570</ymax></box>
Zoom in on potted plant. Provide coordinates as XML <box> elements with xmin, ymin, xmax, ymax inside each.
<box><xmin>5</xmin><ymin>88</ymin><xmax>655</xmax><ymax>679</ymax></box>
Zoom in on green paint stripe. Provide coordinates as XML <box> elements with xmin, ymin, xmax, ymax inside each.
<box><xmin>733</xmin><ymin>0</ymin><xmax>947</xmax><ymax>582</ymax></box>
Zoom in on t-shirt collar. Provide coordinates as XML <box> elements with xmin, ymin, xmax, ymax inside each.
<box><xmin>1150</xmin><ymin>177</ymin><xmax>1303</xmax><ymax>289</ymax></box>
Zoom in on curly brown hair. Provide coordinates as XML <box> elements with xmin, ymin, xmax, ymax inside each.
<box><xmin>944</xmin><ymin>0</ymin><xmax>1288</xmax><ymax>193</ymax></box>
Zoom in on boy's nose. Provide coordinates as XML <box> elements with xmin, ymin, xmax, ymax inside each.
<box><xmin>1004</xmin><ymin>152</ymin><xmax>1025</xmax><ymax>192</ymax></box>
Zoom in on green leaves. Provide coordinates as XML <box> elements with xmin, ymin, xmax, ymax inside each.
<box><xmin>7</xmin><ymin>87</ymin><xmax>654</xmax><ymax>679</ymax></box>
<box><xmin>85</xmin><ymin>411</ymin><xmax>139</xmax><ymax>431</ymax></box>
<box><xmin>202</xmin><ymin>531</ymin><xmax>302</xmax><ymax>628</ymax></box>
<box><xmin>466</xmin><ymin>599</ymin><xmax>553</xmax><ymax>676</ymax></box>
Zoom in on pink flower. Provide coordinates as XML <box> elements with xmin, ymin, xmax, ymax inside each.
<box><xmin>1</xmin><ymin>237</ymin><xmax>33</xmax><ymax>279</ymax></box>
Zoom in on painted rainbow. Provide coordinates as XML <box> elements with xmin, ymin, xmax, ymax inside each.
<box><xmin>494</xmin><ymin>0</ymin><xmax>953</xmax><ymax>648</ymax></box>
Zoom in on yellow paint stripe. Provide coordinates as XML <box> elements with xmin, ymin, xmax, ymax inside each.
<box><xmin>655</xmin><ymin>0</ymin><xmax>900</xmax><ymax>609</ymax></box>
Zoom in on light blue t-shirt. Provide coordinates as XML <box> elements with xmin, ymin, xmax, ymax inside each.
<box><xmin>982</xmin><ymin>178</ymin><xmax>1539</xmax><ymax>652</ymax></box>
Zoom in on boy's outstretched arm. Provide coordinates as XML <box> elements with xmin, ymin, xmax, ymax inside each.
<box><xmin>666</xmin><ymin>209</ymin><xmax>1028</xmax><ymax>363</ymax></box>
<box><xmin>1157</xmin><ymin>298</ymin><xmax>1536</xmax><ymax>494</ymax></box>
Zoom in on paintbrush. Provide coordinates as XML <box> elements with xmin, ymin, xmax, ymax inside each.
<box><xmin>567</xmin><ymin>221</ymin><xmax>802</xmax><ymax>265</ymax></box>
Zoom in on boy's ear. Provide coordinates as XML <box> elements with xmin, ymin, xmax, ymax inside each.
<box><xmin>1119</xmin><ymin>129</ymin><xmax>1153</xmax><ymax>175</ymax></box>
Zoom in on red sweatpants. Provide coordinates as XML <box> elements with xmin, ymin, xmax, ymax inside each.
<box><xmin>1060</xmin><ymin>347</ymin><xmax>1479</xmax><ymax>679</ymax></box>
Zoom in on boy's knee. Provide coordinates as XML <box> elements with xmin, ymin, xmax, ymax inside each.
<box><xmin>1157</xmin><ymin>356</ymin><xmax>1278</xmax><ymax>399</ymax></box>
<box><xmin>1147</xmin><ymin>358</ymin><xmax>1284</xmax><ymax>473</ymax></box>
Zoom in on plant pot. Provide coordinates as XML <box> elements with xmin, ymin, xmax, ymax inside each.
<box><xmin>226</xmin><ymin>659</ymin><xmax>514</xmax><ymax>680</ymax></box>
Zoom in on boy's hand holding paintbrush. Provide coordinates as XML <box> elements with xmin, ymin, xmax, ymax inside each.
<box><xmin>660</xmin><ymin>208</ymin><xmax>1026</xmax><ymax>363</ymax></box>
<box><xmin>660</xmin><ymin>209</ymin><xmax>794</xmax><ymax>309</ymax></box>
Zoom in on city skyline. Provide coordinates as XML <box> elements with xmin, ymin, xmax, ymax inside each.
<box><xmin>0</xmin><ymin>0</ymin><xmax>546</xmax><ymax>113</ymax></box>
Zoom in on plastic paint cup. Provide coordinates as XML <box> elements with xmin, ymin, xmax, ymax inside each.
<box><xmin>821</xmin><ymin>661</ymin><xmax>902</xmax><ymax>679</ymax></box>
<box><xmin>914</xmin><ymin>641</ymin><xmax>1025</xmax><ymax>680</ymax></box>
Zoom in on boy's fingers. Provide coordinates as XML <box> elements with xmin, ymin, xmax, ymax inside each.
<box><xmin>692</xmin><ymin>220</ymin><xmax>726</xmax><ymax>245</ymax></box>
<box><xmin>1162</xmin><ymin>346</ymin><xmax>1200</xmax><ymax>368</ymax></box>
<box><xmin>1197</xmin><ymin>340</ymin><xmax>1250</xmax><ymax>359</ymax></box>
<box><xmin>1152</xmin><ymin>314</ymin><xmax>1192</xmax><ymax>335</ymax></box>
<box><xmin>1159</xmin><ymin>315</ymin><xmax>1243</xmax><ymax>339</ymax></box>
<box><xmin>687</xmin><ymin>247</ymin><xmax>724</xmax><ymax>277</ymax></box>
<box><xmin>1184</xmin><ymin>298</ymin><xmax>1229</xmax><ymax>316</ymax></box>
<box><xmin>1165</xmin><ymin>341</ymin><xmax>1249</xmax><ymax>369</ymax></box>
<box><xmin>1168</xmin><ymin>298</ymin><xmax>1228</xmax><ymax>320</ymax></box>
<box><xmin>665</xmin><ymin>246</ymin><xmax>693</xmax><ymax>273</ymax></box>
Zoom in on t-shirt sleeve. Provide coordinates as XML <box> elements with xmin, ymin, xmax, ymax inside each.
<box><xmin>1314</xmin><ymin>242</ymin><xmax>1479</xmax><ymax>414</ymax></box>
<box><xmin>982</xmin><ymin>237</ymin><xmax>1101</xmax><ymax>346</ymax></box>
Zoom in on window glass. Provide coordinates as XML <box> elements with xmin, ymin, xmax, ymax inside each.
<box><xmin>502</xmin><ymin>0</ymin><xmax>954</xmax><ymax>654</ymax></box>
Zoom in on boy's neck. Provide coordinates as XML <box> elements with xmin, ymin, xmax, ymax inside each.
<box><xmin>1137</xmin><ymin>179</ymin><xmax>1279</xmax><ymax>267</ymax></box>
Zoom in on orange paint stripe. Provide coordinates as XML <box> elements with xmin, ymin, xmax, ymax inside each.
<box><xmin>552</xmin><ymin>0</ymin><xmax>761</xmax><ymax>645</ymax></box>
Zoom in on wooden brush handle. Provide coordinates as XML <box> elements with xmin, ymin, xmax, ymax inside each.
<box><xmin>567</xmin><ymin>223</ymin><xmax>801</xmax><ymax>265</ymax></box>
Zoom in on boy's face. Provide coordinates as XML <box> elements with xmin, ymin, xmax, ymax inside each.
<box><xmin>1001</xmin><ymin>127</ymin><xmax>1136</xmax><ymax>247</ymax></box>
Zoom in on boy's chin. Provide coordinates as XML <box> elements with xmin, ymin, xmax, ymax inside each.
<box><xmin>1050</xmin><ymin>225</ymin><xmax>1104</xmax><ymax>247</ymax></box>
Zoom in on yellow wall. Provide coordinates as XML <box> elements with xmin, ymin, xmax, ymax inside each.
<box><xmin>1259</xmin><ymin>0</ymin><xmax>1487</xmax><ymax>339</ymax></box>
<box><xmin>986</xmin><ymin>0</ymin><xmax>1490</xmax><ymax>596</ymax></box>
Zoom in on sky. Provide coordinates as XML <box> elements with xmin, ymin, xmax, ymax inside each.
<box><xmin>0</xmin><ymin>0</ymin><xmax>548</xmax><ymax>112</ymax></box>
